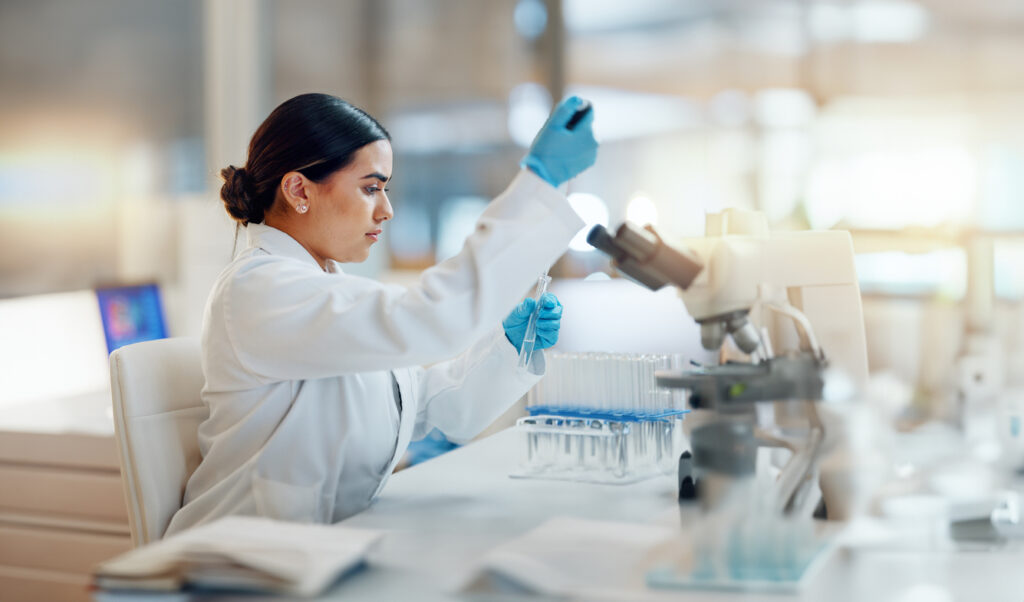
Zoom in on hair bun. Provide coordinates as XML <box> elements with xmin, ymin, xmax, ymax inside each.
<box><xmin>220</xmin><ymin>165</ymin><xmax>260</xmax><ymax>225</ymax></box>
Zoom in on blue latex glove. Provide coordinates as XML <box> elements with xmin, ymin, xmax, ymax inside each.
<box><xmin>520</xmin><ymin>96</ymin><xmax>598</xmax><ymax>188</ymax></box>
<box><xmin>503</xmin><ymin>292</ymin><xmax>563</xmax><ymax>352</ymax></box>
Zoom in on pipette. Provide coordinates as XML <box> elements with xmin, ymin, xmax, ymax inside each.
<box><xmin>517</xmin><ymin>273</ymin><xmax>552</xmax><ymax>370</ymax></box>
<box><xmin>517</xmin><ymin>99</ymin><xmax>592</xmax><ymax>371</ymax></box>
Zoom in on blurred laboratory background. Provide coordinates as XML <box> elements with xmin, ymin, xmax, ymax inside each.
<box><xmin>6</xmin><ymin>0</ymin><xmax>1024</xmax><ymax>598</ymax></box>
<box><xmin>6</xmin><ymin>0</ymin><xmax>1024</xmax><ymax>419</ymax></box>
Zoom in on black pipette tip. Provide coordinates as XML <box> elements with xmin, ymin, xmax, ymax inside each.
<box><xmin>565</xmin><ymin>100</ymin><xmax>592</xmax><ymax>130</ymax></box>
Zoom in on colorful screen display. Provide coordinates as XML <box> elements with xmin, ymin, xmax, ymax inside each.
<box><xmin>95</xmin><ymin>283</ymin><xmax>168</xmax><ymax>353</ymax></box>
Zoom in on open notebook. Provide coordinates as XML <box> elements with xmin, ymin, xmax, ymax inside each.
<box><xmin>93</xmin><ymin>516</ymin><xmax>383</xmax><ymax>597</ymax></box>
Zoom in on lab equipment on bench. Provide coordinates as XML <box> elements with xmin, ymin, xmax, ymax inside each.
<box><xmin>527</xmin><ymin>351</ymin><xmax>688</xmax><ymax>414</ymax></box>
<box><xmin>590</xmin><ymin>208</ymin><xmax>869</xmax><ymax>590</ymax></box>
<box><xmin>514</xmin><ymin>415</ymin><xmax>681</xmax><ymax>484</ymax></box>
<box><xmin>512</xmin><ymin>351</ymin><xmax>689</xmax><ymax>484</ymax></box>
<box><xmin>645</xmin><ymin>510</ymin><xmax>836</xmax><ymax>593</ymax></box>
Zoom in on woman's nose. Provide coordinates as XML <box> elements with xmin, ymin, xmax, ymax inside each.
<box><xmin>375</xmin><ymin>193</ymin><xmax>394</xmax><ymax>222</ymax></box>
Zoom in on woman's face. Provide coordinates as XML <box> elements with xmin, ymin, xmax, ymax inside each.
<box><xmin>303</xmin><ymin>139</ymin><xmax>394</xmax><ymax>265</ymax></box>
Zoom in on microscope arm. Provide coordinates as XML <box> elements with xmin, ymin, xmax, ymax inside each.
<box><xmin>753</xmin><ymin>428</ymin><xmax>799</xmax><ymax>453</ymax></box>
<box><xmin>774</xmin><ymin>401</ymin><xmax>825</xmax><ymax>516</ymax></box>
<box><xmin>759</xmin><ymin>300</ymin><xmax>825</xmax><ymax>361</ymax></box>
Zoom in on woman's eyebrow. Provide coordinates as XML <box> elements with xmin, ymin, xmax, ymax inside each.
<box><xmin>361</xmin><ymin>172</ymin><xmax>389</xmax><ymax>183</ymax></box>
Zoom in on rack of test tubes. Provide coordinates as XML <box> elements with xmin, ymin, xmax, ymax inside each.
<box><xmin>512</xmin><ymin>352</ymin><xmax>690</xmax><ymax>484</ymax></box>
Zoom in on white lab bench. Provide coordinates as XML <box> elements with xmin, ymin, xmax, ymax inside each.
<box><xmin>328</xmin><ymin>427</ymin><xmax>1024</xmax><ymax>601</ymax></box>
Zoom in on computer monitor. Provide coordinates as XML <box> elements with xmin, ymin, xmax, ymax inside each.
<box><xmin>95</xmin><ymin>283</ymin><xmax>168</xmax><ymax>353</ymax></box>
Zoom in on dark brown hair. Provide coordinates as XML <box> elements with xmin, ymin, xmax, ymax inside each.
<box><xmin>220</xmin><ymin>93</ymin><xmax>390</xmax><ymax>225</ymax></box>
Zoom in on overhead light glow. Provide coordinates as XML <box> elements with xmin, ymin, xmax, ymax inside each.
<box><xmin>567</xmin><ymin>85</ymin><xmax>702</xmax><ymax>141</ymax></box>
<box><xmin>567</xmin><ymin>192</ymin><xmax>609</xmax><ymax>252</ymax></box>
<box><xmin>806</xmin><ymin>146</ymin><xmax>977</xmax><ymax>229</ymax></box>
<box><xmin>626</xmin><ymin>194</ymin><xmax>658</xmax><ymax>227</ymax></box>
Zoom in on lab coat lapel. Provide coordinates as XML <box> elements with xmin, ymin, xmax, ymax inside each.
<box><xmin>375</xmin><ymin>368</ymin><xmax>416</xmax><ymax>497</ymax></box>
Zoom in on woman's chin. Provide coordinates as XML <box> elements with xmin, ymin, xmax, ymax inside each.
<box><xmin>337</xmin><ymin>251</ymin><xmax>370</xmax><ymax>264</ymax></box>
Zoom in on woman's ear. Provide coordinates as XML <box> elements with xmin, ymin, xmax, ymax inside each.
<box><xmin>281</xmin><ymin>172</ymin><xmax>311</xmax><ymax>214</ymax></box>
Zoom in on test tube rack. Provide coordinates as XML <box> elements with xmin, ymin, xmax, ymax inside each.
<box><xmin>512</xmin><ymin>351</ymin><xmax>690</xmax><ymax>484</ymax></box>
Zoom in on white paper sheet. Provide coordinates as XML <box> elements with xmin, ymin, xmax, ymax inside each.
<box><xmin>464</xmin><ymin>516</ymin><xmax>677</xmax><ymax>598</ymax></box>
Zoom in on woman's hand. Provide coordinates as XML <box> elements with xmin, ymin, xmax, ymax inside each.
<box><xmin>503</xmin><ymin>292</ymin><xmax>563</xmax><ymax>352</ymax></box>
<box><xmin>520</xmin><ymin>96</ymin><xmax>597</xmax><ymax>188</ymax></box>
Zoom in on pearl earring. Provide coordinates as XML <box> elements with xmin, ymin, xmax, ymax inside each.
<box><xmin>296</xmin><ymin>204</ymin><xmax>308</xmax><ymax>214</ymax></box>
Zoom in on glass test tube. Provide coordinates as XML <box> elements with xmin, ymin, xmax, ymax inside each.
<box><xmin>517</xmin><ymin>274</ymin><xmax>552</xmax><ymax>370</ymax></box>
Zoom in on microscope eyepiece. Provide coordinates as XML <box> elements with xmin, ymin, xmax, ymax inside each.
<box><xmin>586</xmin><ymin>225</ymin><xmax>624</xmax><ymax>261</ymax></box>
<box><xmin>587</xmin><ymin>221</ymin><xmax>704</xmax><ymax>293</ymax></box>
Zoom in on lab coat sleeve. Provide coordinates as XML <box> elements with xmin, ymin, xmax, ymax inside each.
<box><xmin>411</xmin><ymin>327</ymin><xmax>543</xmax><ymax>443</ymax></box>
<box><xmin>223</xmin><ymin>169</ymin><xmax>583</xmax><ymax>383</ymax></box>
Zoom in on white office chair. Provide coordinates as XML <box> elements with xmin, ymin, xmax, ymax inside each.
<box><xmin>109</xmin><ymin>337</ymin><xmax>207</xmax><ymax>547</ymax></box>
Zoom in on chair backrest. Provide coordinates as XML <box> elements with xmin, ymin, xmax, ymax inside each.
<box><xmin>109</xmin><ymin>337</ymin><xmax>207</xmax><ymax>546</ymax></box>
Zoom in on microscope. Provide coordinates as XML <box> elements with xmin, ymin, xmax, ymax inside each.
<box><xmin>588</xmin><ymin>209</ymin><xmax>869</xmax><ymax>522</ymax></box>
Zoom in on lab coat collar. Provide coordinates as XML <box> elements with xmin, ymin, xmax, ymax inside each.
<box><xmin>244</xmin><ymin>223</ymin><xmax>344</xmax><ymax>273</ymax></box>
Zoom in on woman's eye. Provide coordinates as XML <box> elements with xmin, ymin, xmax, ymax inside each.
<box><xmin>365</xmin><ymin>186</ymin><xmax>390</xmax><ymax>194</ymax></box>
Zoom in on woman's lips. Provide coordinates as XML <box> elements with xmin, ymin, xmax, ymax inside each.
<box><xmin>366</xmin><ymin>230</ymin><xmax>381</xmax><ymax>241</ymax></box>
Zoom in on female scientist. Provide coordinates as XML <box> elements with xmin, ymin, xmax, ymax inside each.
<box><xmin>165</xmin><ymin>93</ymin><xmax>597</xmax><ymax>534</ymax></box>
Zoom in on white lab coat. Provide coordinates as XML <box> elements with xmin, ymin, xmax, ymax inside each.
<box><xmin>164</xmin><ymin>169</ymin><xmax>584</xmax><ymax>535</ymax></box>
